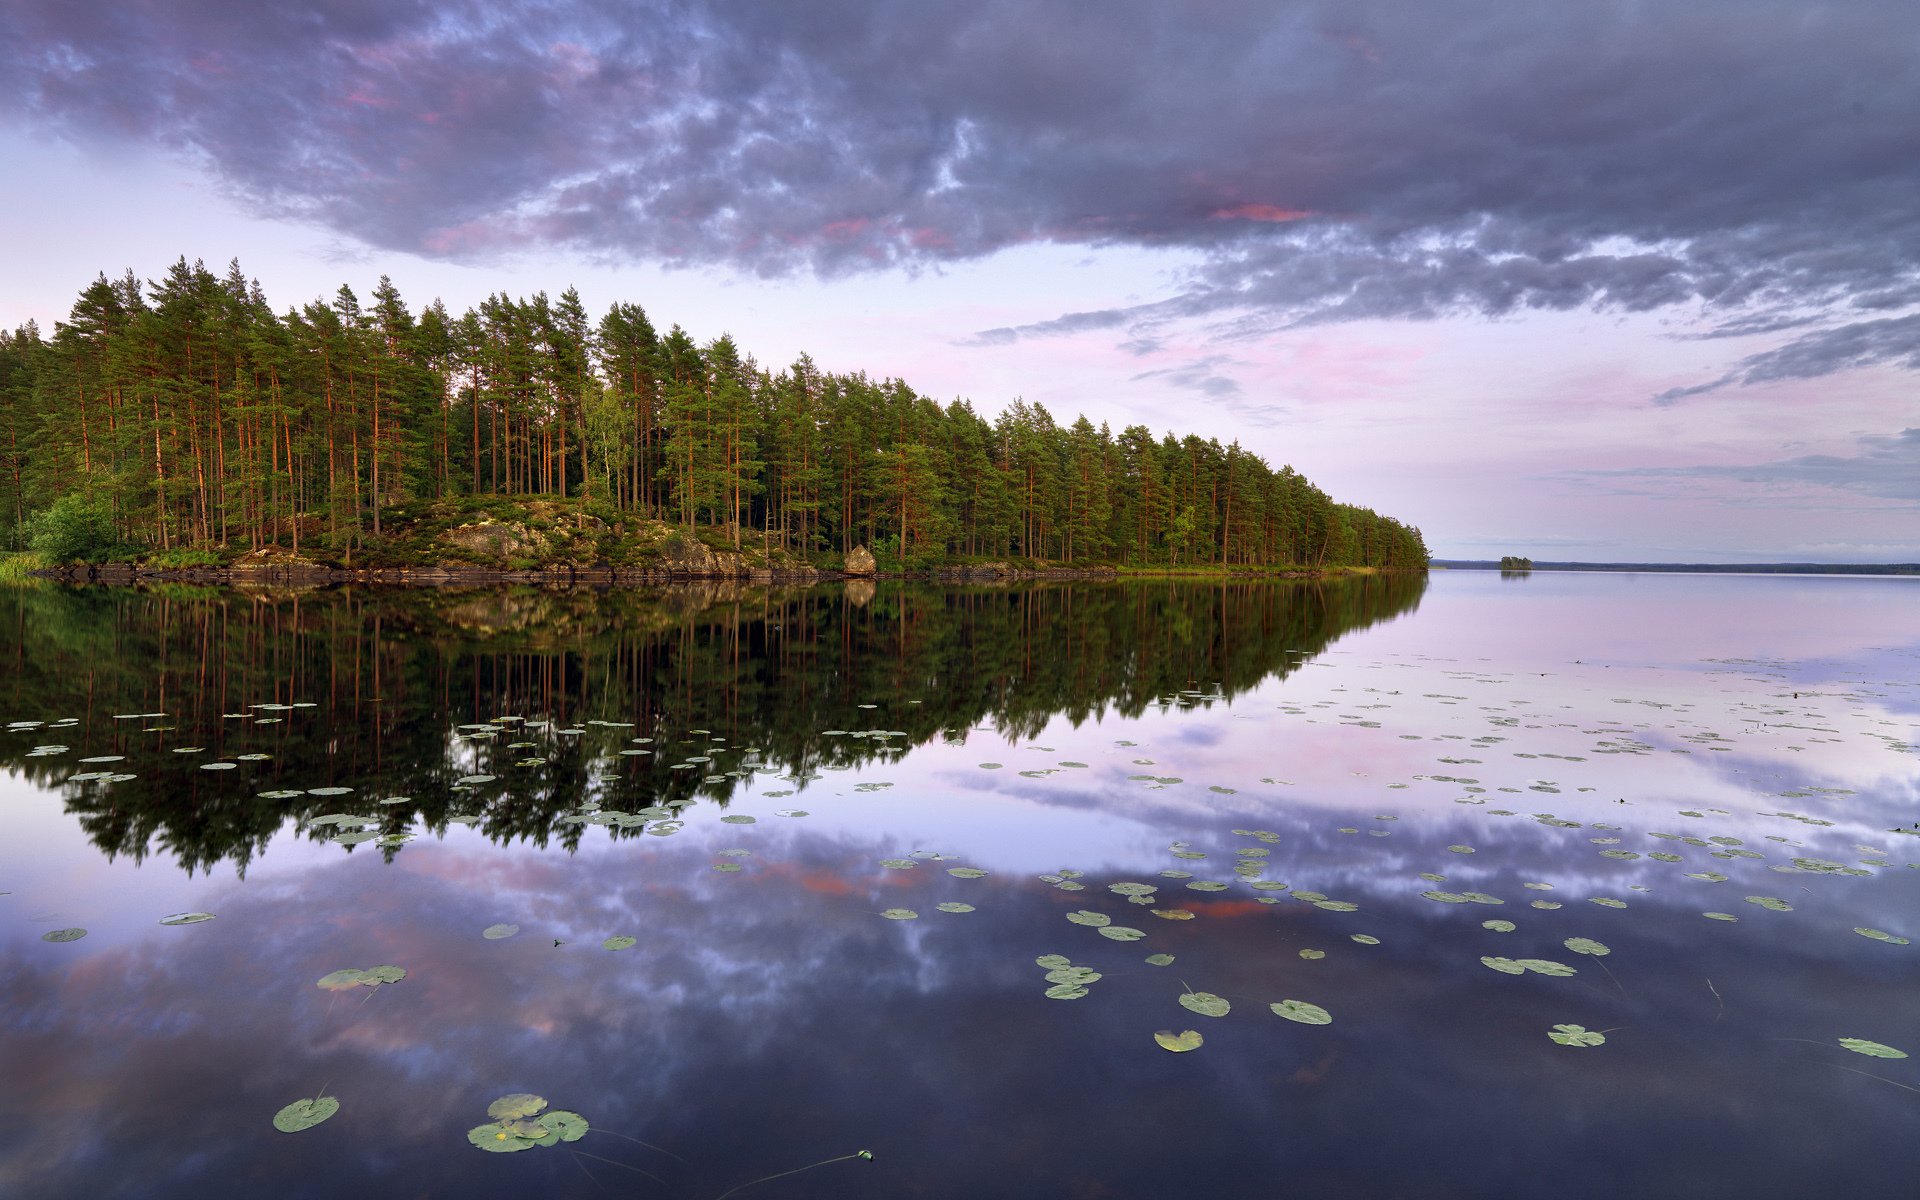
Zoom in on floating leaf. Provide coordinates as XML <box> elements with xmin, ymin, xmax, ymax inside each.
<box><xmin>1447</xmin><ymin>845</ymin><xmax>1476</xmax><ymax>854</ymax></box>
<box><xmin>1702</xmin><ymin>912</ymin><xmax>1739</xmax><ymax>922</ymax></box>
<box><xmin>482</xmin><ymin>924</ymin><xmax>519</xmax><ymax>940</ymax></box>
<box><xmin>1548</xmin><ymin>1024</ymin><xmax>1606</xmax><ymax>1047</ymax></box>
<box><xmin>1044</xmin><ymin>983</ymin><xmax>1088</xmax><ymax>1000</ymax></box>
<box><xmin>1098</xmin><ymin>925</ymin><xmax>1147</xmax><ymax>942</ymax></box>
<box><xmin>40</xmin><ymin>928</ymin><xmax>85</xmax><ymax>943</ymax></box>
<box><xmin>468</xmin><ymin>1122</ymin><xmax>538</xmax><ymax>1153</ymax></box>
<box><xmin>720</xmin><ymin>815</ymin><xmax>757</xmax><ymax>824</ymax></box>
<box><xmin>603</xmin><ymin>936</ymin><xmax>637</xmax><ymax>951</ymax></box>
<box><xmin>880</xmin><ymin>908</ymin><xmax>918</xmax><ymax>920</ymax></box>
<box><xmin>1179</xmin><ymin>990</ymin><xmax>1231</xmax><ymax>1018</ymax></box>
<box><xmin>947</xmin><ymin>867</ymin><xmax>988</xmax><ymax>878</ymax></box>
<box><xmin>1299</xmin><ymin>949</ymin><xmax>1325</xmax><ymax>960</ymax></box>
<box><xmin>1034</xmin><ymin>954</ymin><xmax>1072</xmax><ymax>970</ymax></box>
<box><xmin>1588</xmin><ymin>897</ymin><xmax>1628</xmax><ymax>909</ymax></box>
<box><xmin>1351</xmin><ymin>934</ymin><xmax>1381</xmax><ymax>945</ymax></box>
<box><xmin>273</xmin><ymin>1096</ymin><xmax>340</xmax><ymax>1133</ymax></box>
<box><xmin>1564</xmin><ymin>937</ymin><xmax>1611</xmax><ymax>956</ymax></box>
<box><xmin>1516</xmin><ymin>958</ymin><xmax>1578</xmax><ymax>976</ymax></box>
<box><xmin>488</xmin><ymin>1093</ymin><xmax>548</xmax><ymax>1121</ymax></box>
<box><xmin>158</xmin><ymin>912</ymin><xmax>214</xmax><ymax>926</ymax></box>
<box><xmin>1066</xmin><ymin>911</ymin><xmax>1111</xmax><ymax>927</ymax></box>
<box><xmin>317</xmin><ymin>969</ymin><xmax>369</xmax><ymax>991</ymax></box>
<box><xmin>712</xmin><ymin>862</ymin><xmax>743</xmax><ymax>872</ymax></box>
<box><xmin>1186</xmin><ymin>881</ymin><xmax>1228</xmax><ymax>892</ymax></box>
<box><xmin>1744</xmin><ymin>895</ymin><xmax>1792</xmax><ymax>911</ymax></box>
<box><xmin>1270</xmin><ymin>999</ymin><xmax>1332</xmax><ymax>1025</ymax></box>
<box><xmin>1481</xmin><ymin>956</ymin><xmax>1526</xmax><ymax>975</ymax></box>
<box><xmin>1423</xmin><ymin>891</ymin><xmax>1470</xmax><ymax>904</ymax></box>
<box><xmin>538</xmin><ymin>1109</ymin><xmax>589</xmax><ymax>1143</ymax></box>
<box><xmin>1109</xmin><ymin>882</ymin><xmax>1157</xmax><ymax>897</ymax></box>
<box><xmin>1854</xmin><ymin>927</ymin><xmax>1911</xmax><ymax>945</ymax></box>
<box><xmin>1045</xmin><ymin>966</ymin><xmax>1102</xmax><ymax>985</ymax></box>
<box><xmin>1145</xmin><ymin>953</ymin><xmax>1175</xmax><ymax>966</ymax></box>
<box><xmin>879</xmin><ymin>859</ymin><xmax>917</xmax><ymax>869</ymax></box>
<box><xmin>936</xmin><ymin>902</ymin><xmax>976</xmax><ymax>914</ymax></box>
<box><xmin>1839</xmin><ymin>1038</ymin><xmax>1908</xmax><ymax>1059</ymax></box>
<box><xmin>1482</xmin><ymin>919</ymin><xmax>1517</xmax><ymax>933</ymax></box>
<box><xmin>1154</xmin><ymin>1029</ymin><xmax>1204</xmax><ymax>1052</ymax></box>
<box><xmin>1150</xmin><ymin>908</ymin><xmax>1195</xmax><ymax>921</ymax></box>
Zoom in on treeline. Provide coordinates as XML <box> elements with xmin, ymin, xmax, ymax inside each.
<box><xmin>0</xmin><ymin>258</ymin><xmax>1427</xmax><ymax>569</ymax></box>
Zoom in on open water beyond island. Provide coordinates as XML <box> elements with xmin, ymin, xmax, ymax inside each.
<box><xmin>0</xmin><ymin>571</ymin><xmax>1915</xmax><ymax>1199</ymax></box>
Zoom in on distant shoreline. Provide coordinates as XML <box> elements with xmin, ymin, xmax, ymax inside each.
<box><xmin>1433</xmin><ymin>560</ymin><xmax>1919</xmax><ymax>576</ymax></box>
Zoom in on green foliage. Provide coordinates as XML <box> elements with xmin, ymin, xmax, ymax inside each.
<box><xmin>26</xmin><ymin>491</ymin><xmax>122</xmax><ymax>562</ymax></box>
<box><xmin>0</xmin><ymin>258</ymin><xmax>1426</xmax><ymax>571</ymax></box>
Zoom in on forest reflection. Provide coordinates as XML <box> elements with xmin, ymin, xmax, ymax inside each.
<box><xmin>0</xmin><ymin>575</ymin><xmax>1424</xmax><ymax>874</ymax></box>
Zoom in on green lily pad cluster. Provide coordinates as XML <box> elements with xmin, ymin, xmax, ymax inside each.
<box><xmin>467</xmin><ymin>1093</ymin><xmax>590</xmax><ymax>1152</ymax></box>
<box><xmin>1035</xmin><ymin>953</ymin><xmax>1102</xmax><ymax>1000</ymax></box>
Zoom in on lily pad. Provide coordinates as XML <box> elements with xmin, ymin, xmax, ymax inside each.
<box><xmin>1839</xmin><ymin>1038</ymin><xmax>1908</xmax><ymax>1059</ymax></box>
<box><xmin>468</xmin><ymin>1122</ymin><xmax>538</xmax><ymax>1152</ymax></box>
<box><xmin>947</xmin><ymin>867</ymin><xmax>989</xmax><ymax>878</ymax></box>
<box><xmin>1482</xmin><ymin>919</ymin><xmax>1517</xmax><ymax>932</ymax></box>
<box><xmin>1351</xmin><ymin>934</ymin><xmax>1381</xmax><ymax>945</ymax></box>
<box><xmin>1564</xmin><ymin>937</ymin><xmax>1611</xmax><ymax>956</ymax></box>
<box><xmin>1109</xmin><ymin>882</ymin><xmax>1158</xmax><ymax>897</ymax></box>
<box><xmin>40</xmin><ymin>928</ymin><xmax>85</xmax><ymax>943</ymax></box>
<box><xmin>1034</xmin><ymin>954</ymin><xmax>1073</xmax><ymax>970</ymax></box>
<box><xmin>1179</xmin><ymin>990</ymin><xmax>1231</xmax><ymax>1018</ymax></box>
<box><xmin>936</xmin><ymin>902</ymin><xmax>976</xmax><ymax>914</ymax></box>
<box><xmin>1145</xmin><ymin>953</ymin><xmax>1175</xmax><ymax>966</ymax></box>
<box><xmin>603</xmin><ymin>936</ymin><xmax>637</xmax><ymax>951</ymax></box>
<box><xmin>879</xmin><ymin>908</ymin><xmax>918</xmax><ymax>920</ymax></box>
<box><xmin>317</xmin><ymin>969</ymin><xmax>370</xmax><ymax>991</ymax></box>
<box><xmin>159</xmin><ymin>912</ymin><xmax>215</xmax><ymax>926</ymax></box>
<box><xmin>1854</xmin><ymin>927</ymin><xmax>1910</xmax><ymax>944</ymax></box>
<box><xmin>1066</xmin><ymin>911</ymin><xmax>1111</xmax><ymax>927</ymax></box>
<box><xmin>1516</xmin><ymin>958</ymin><xmax>1578</xmax><ymax>976</ymax></box>
<box><xmin>879</xmin><ymin>858</ymin><xmax>917</xmax><ymax>869</ymax></box>
<box><xmin>1744</xmin><ymin>895</ymin><xmax>1792</xmax><ymax>911</ymax></box>
<box><xmin>1299</xmin><ymin>949</ymin><xmax>1325</xmax><ymax>960</ymax></box>
<box><xmin>487</xmin><ymin>1093</ymin><xmax>548</xmax><ymax>1121</ymax></box>
<box><xmin>1270</xmin><ymin>999</ymin><xmax>1332</xmax><ymax>1025</ymax></box>
<box><xmin>1548</xmin><ymin>1024</ymin><xmax>1606</xmax><ymax>1047</ymax></box>
<box><xmin>482</xmin><ymin>924</ymin><xmax>520</xmax><ymax>940</ymax></box>
<box><xmin>1044</xmin><ymin>983</ymin><xmax>1088</xmax><ymax>1000</ymax></box>
<box><xmin>1154</xmin><ymin>1029</ymin><xmax>1204</xmax><ymax>1052</ymax></box>
<box><xmin>538</xmin><ymin>1109</ymin><xmax>590</xmax><ymax>1142</ymax></box>
<box><xmin>1150</xmin><ymin>908</ymin><xmax>1196</xmax><ymax>921</ymax></box>
<box><xmin>720</xmin><ymin>815</ymin><xmax>757</xmax><ymax>824</ymax></box>
<box><xmin>1702</xmin><ymin>912</ymin><xmax>1739</xmax><ymax>922</ymax></box>
<box><xmin>1588</xmin><ymin>897</ymin><xmax>1628</xmax><ymax>909</ymax></box>
<box><xmin>273</xmin><ymin>1096</ymin><xmax>340</xmax><ymax>1133</ymax></box>
<box><xmin>1097</xmin><ymin>925</ymin><xmax>1146</xmax><ymax>942</ymax></box>
<box><xmin>1481</xmin><ymin>956</ymin><xmax>1526</xmax><ymax>975</ymax></box>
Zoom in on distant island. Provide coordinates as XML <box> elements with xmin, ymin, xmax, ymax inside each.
<box><xmin>1436</xmin><ymin>560</ymin><xmax>1919</xmax><ymax>576</ymax></box>
<box><xmin>0</xmin><ymin>257</ymin><xmax>1427</xmax><ymax>581</ymax></box>
<box><xmin>1499</xmin><ymin>555</ymin><xmax>1533</xmax><ymax>571</ymax></box>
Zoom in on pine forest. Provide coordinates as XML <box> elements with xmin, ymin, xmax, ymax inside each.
<box><xmin>0</xmin><ymin>258</ymin><xmax>1427</xmax><ymax>571</ymax></box>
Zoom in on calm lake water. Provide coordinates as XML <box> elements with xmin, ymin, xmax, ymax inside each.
<box><xmin>2</xmin><ymin>571</ymin><xmax>1915</xmax><ymax>1199</ymax></box>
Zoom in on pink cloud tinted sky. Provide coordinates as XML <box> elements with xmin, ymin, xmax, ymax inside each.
<box><xmin>2</xmin><ymin>0</ymin><xmax>1917</xmax><ymax>562</ymax></box>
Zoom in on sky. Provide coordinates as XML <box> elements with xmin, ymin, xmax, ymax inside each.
<box><xmin>2</xmin><ymin>0</ymin><xmax>1917</xmax><ymax>562</ymax></box>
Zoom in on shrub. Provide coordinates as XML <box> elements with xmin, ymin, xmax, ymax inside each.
<box><xmin>26</xmin><ymin>492</ymin><xmax>123</xmax><ymax>563</ymax></box>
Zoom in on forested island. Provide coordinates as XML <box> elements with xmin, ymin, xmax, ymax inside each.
<box><xmin>0</xmin><ymin>258</ymin><xmax>1426</xmax><ymax>580</ymax></box>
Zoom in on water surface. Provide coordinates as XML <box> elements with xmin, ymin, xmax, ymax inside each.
<box><xmin>2</xmin><ymin>572</ymin><xmax>1915</xmax><ymax>1199</ymax></box>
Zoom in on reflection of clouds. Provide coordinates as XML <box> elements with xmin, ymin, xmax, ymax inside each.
<box><xmin>4</xmin><ymin>779</ymin><xmax>1918</xmax><ymax>1199</ymax></box>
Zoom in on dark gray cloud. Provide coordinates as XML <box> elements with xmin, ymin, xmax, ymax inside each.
<box><xmin>1578</xmin><ymin>427</ymin><xmax>1920</xmax><ymax>503</ymax></box>
<box><xmin>6</xmin><ymin>0</ymin><xmax>1920</xmax><ymax>385</ymax></box>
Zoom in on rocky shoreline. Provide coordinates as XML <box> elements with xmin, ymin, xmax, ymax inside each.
<box><xmin>40</xmin><ymin>559</ymin><xmax>1125</xmax><ymax>587</ymax></box>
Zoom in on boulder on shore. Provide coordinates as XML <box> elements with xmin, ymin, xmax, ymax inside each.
<box><xmin>844</xmin><ymin>545</ymin><xmax>877</xmax><ymax>576</ymax></box>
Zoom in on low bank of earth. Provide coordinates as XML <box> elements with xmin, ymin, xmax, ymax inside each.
<box><xmin>28</xmin><ymin>498</ymin><xmax>1400</xmax><ymax>586</ymax></box>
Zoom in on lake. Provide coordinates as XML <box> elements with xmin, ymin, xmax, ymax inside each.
<box><xmin>1</xmin><ymin>571</ymin><xmax>1914</xmax><ymax>1199</ymax></box>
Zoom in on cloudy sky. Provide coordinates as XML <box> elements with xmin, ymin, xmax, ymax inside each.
<box><xmin>3</xmin><ymin>0</ymin><xmax>1917</xmax><ymax>561</ymax></box>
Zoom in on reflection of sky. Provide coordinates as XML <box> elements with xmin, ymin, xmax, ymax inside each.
<box><xmin>3</xmin><ymin>574</ymin><xmax>1918</xmax><ymax>1199</ymax></box>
